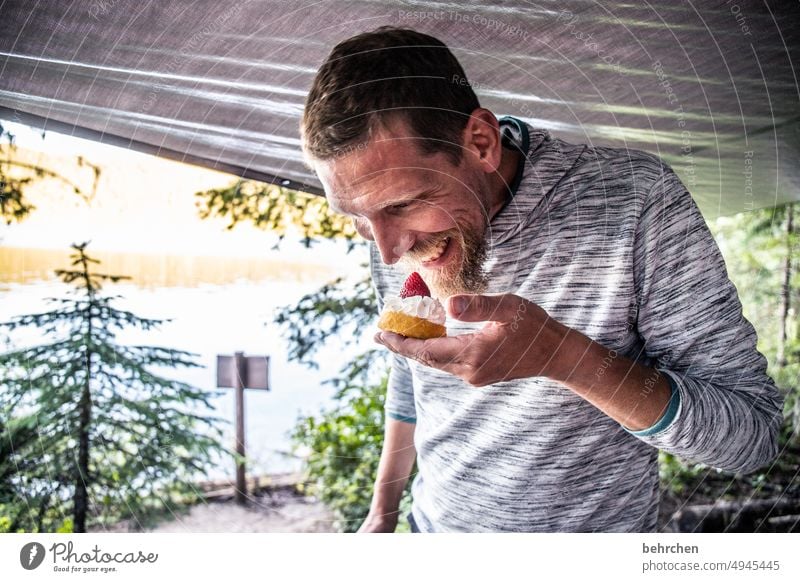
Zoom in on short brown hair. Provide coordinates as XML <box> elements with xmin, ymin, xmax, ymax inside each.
<box><xmin>301</xmin><ymin>27</ymin><xmax>480</xmax><ymax>165</ymax></box>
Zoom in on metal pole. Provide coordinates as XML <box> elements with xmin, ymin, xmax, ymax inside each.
<box><xmin>234</xmin><ymin>351</ymin><xmax>247</xmax><ymax>504</ymax></box>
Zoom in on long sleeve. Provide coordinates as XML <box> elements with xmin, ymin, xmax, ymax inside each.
<box><xmin>385</xmin><ymin>353</ymin><xmax>417</xmax><ymax>423</ymax></box>
<box><xmin>629</xmin><ymin>165</ymin><xmax>784</xmax><ymax>474</ymax></box>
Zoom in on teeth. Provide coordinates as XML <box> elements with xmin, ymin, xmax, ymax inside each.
<box><xmin>422</xmin><ymin>237</ymin><xmax>449</xmax><ymax>262</ymax></box>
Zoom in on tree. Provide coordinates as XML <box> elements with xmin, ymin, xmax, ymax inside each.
<box><xmin>0</xmin><ymin>122</ymin><xmax>100</xmax><ymax>225</ymax></box>
<box><xmin>290</xmin><ymin>350</ymin><xmax>396</xmax><ymax>532</ymax></box>
<box><xmin>195</xmin><ymin>179</ymin><xmax>357</xmax><ymax>250</ymax></box>
<box><xmin>194</xmin><ymin>178</ymin><xmax>412</xmax><ymax>530</ymax></box>
<box><xmin>713</xmin><ymin>204</ymin><xmax>800</xmax><ymax>437</ymax></box>
<box><xmin>273</xmin><ymin>274</ymin><xmax>411</xmax><ymax>531</ymax></box>
<box><xmin>274</xmin><ymin>273</ymin><xmax>377</xmax><ymax>368</ymax></box>
<box><xmin>655</xmin><ymin>206</ymin><xmax>800</xmax><ymax>530</ymax></box>
<box><xmin>0</xmin><ymin>243</ymin><xmax>227</xmax><ymax>532</ymax></box>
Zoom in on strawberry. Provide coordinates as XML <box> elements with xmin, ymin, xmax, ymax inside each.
<box><xmin>400</xmin><ymin>272</ymin><xmax>431</xmax><ymax>298</ymax></box>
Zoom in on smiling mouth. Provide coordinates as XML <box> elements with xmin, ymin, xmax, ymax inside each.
<box><xmin>420</xmin><ymin>236</ymin><xmax>451</xmax><ymax>266</ymax></box>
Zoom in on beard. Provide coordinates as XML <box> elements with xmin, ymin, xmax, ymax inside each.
<box><xmin>399</xmin><ymin>222</ymin><xmax>489</xmax><ymax>299</ymax></box>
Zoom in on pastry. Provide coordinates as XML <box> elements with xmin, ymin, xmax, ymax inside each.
<box><xmin>378</xmin><ymin>272</ymin><xmax>446</xmax><ymax>339</ymax></box>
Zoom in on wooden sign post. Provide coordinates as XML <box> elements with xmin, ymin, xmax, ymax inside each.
<box><xmin>216</xmin><ymin>351</ymin><xmax>269</xmax><ymax>504</ymax></box>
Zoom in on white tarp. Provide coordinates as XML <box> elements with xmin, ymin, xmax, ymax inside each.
<box><xmin>1</xmin><ymin>0</ymin><xmax>798</xmax><ymax>217</ymax></box>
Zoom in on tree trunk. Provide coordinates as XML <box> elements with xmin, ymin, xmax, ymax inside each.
<box><xmin>669</xmin><ymin>498</ymin><xmax>800</xmax><ymax>532</ymax></box>
<box><xmin>73</xmin><ymin>362</ymin><xmax>92</xmax><ymax>532</ymax></box>
<box><xmin>777</xmin><ymin>203</ymin><xmax>793</xmax><ymax>368</ymax></box>
<box><xmin>73</xmin><ymin>298</ymin><xmax>94</xmax><ymax>533</ymax></box>
<box><xmin>36</xmin><ymin>491</ymin><xmax>52</xmax><ymax>533</ymax></box>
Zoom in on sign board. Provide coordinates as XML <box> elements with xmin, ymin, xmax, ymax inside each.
<box><xmin>216</xmin><ymin>354</ymin><xmax>270</xmax><ymax>390</ymax></box>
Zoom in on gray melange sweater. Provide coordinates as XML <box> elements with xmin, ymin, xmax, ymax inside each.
<box><xmin>369</xmin><ymin>117</ymin><xmax>784</xmax><ymax>532</ymax></box>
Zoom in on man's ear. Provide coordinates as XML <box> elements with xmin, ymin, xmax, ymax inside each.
<box><xmin>462</xmin><ymin>108</ymin><xmax>503</xmax><ymax>174</ymax></box>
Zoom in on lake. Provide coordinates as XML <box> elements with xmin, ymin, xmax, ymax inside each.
<box><xmin>0</xmin><ymin>244</ymin><xmax>374</xmax><ymax>481</ymax></box>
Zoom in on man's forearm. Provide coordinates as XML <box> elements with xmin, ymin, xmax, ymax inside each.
<box><xmin>369</xmin><ymin>417</ymin><xmax>417</xmax><ymax>517</ymax></box>
<box><xmin>547</xmin><ymin>329</ymin><xmax>672</xmax><ymax>431</ymax></box>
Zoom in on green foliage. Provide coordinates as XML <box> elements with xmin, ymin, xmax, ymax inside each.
<box><xmin>713</xmin><ymin>205</ymin><xmax>800</xmax><ymax>432</ymax></box>
<box><xmin>0</xmin><ymin>122</ymin><xmax>100</xmax><ymax>224</ymax></box>
<box><xmin>772</xmin><ymin>365</ymin><xmax>800</xmax><ymax>439</ymax></box>
<box><xmin>276</xmin><ymin>274</ymin><xmax>412</xmax><ymax>531</ymax></box>
<box><xmin>658</xmin><ymin>452</ymin><xmax>707</xmax><ymax>495</ymax></box>
<box><xmin>195</xmin><ymin>179</ymin><xmax>359</xmax><ymax>250</ymax></box>
<box><xmin>274</xmin><ymin>272</ymin><xmax>377</xmax><ymax>368</ymax></box>
<box><xmin>291</xmin><ymin>350</ymin><xmax>389</xmax><ymax>531</ymax></box>
<box><xmin>1</xmin><ymin>122</ymin><xmax>36</xmax><ymax>223</ymax></box>
<box><xmin>659</xmin><ymin>204</ymin><xmax>800</xmax><ymax>499</ymax></box>
<box><xmin>253</xmin><ymin>195</ymin><xmax>412</xmax><ymax>530</ymax></box>
<box><xmin>0</xmin><ymin>243</ymin><xmax>228</xmax><ymax>532</ymax></box>
<box><xmin>196</xmin><ymin>173</ymin><xmax>399</xmax><ymax>530</ymax></box>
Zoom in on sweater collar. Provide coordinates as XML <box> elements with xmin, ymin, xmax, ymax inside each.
<box><xmin>488</xmin><ymin>116</ymin><xmax>585</xmax><ymax>248</ymax></box>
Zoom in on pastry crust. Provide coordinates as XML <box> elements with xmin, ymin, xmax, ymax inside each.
<box><xmin>378</xmin><ymin>310</ymin><xmax>446</xmax><ymax>339</ymax></box>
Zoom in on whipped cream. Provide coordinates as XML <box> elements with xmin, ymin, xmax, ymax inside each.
<box><xmin>383</xmin><ymin>295</ymin><xmax>446</xmax><ymax>326</ymax></box>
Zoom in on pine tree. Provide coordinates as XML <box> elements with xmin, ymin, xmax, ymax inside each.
<box><xmin>0</xmin><ymin>243</ymin><xmax>227</xmax><ymax>532</ymax></box>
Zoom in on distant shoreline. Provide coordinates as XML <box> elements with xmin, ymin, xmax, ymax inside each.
<box><xmin>0</xmin><ymin>245</ymin><xmax>338</xmax><ymax>287</ymax></box>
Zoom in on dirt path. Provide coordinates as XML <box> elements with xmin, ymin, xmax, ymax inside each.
<box><xmin>90</xmin><ymin>474</ymin><xmax>338</xmax><ymax>533</ymax></box>
<box><xmin>148</xmin><ymin>489</ymin><xmax>336</xmax><ymax>533</ymax></box>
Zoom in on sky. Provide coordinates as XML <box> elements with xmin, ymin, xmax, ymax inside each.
<box><xmin>0</xmin><ymin>121</ymin><xmax>362</xmax><ymax>270</ymax></box>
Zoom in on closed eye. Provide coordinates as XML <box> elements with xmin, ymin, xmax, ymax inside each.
<box><xmin>352</xmin><ymin>217</ymin><xmax>373</xmax><ymax>239</ymax></box>
<box><xmin>387</xmin><ymin>201</ymin><xmax>412</xmax><ymax>213</ymax></box>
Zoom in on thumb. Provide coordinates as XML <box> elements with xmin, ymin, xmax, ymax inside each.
<box><xmin>448</xmin><ymin>293</ymin><xmax>515</xmax><ymax>322</ymax></box>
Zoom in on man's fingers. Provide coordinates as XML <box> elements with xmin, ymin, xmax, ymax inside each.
<box><xmin>375</xmin><ymin>331</ymin><xmax>469</xmax><ymax>368</ymax></box>
<box><xmin>448</xmin><ymin>293</ymin><xmax>523</xmax><ymax>322</ymax></box>
<box><xmin>374</xmin><ymin>330</ymin><xmax>503</xmax><ymax>386</ymax></box>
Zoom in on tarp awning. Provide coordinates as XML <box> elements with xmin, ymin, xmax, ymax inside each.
<box><xmin>1</xmin><ymin>0</ymin><xmax>798</xmax><ymax>218</ymax></box>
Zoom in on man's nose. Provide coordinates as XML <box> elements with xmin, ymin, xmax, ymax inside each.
<box><xmin>371</xmin><ymin>220</ymin><xmax>414</xmax><ymax>265</ymax></box>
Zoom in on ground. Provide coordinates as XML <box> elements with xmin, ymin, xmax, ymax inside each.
<box><xmin>89</xmin><ymin>474</ymin><xmax>337</xmax><ymax>533</ymax></box>
<box><xmin>147</xmin><ymin>488</ymin><xmax>336</xmax><ymax>533</ymax></box>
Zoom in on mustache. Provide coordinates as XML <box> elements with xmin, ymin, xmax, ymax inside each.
<box><xmin>400</xmin><ymin>224</ymin><xmax>488</xmax><ymax>297</ymax></box>
<box><xmin>406</xmin><ymin>229</ymin><xmax>460</xmax><ymax>261</ymax></box>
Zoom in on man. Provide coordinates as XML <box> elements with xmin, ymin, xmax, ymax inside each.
<box><xmin>300</xmin><ymin>27</ymin><xmax>784</xmax><ymax>532</ymax></box>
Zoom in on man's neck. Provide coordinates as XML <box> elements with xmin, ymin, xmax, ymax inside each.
<box><xmin>487</xmin><ymin>146</ymin><xmax>522</xmax><ymax>221</ymax></box>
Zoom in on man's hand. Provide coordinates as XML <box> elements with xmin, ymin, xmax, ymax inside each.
<box><xmin>375</xmin><ymin>293</ymin><xmax>575</xmax><ymax>387</ymax></box>
<box><xmin>375</xmin><ymin>292</ymin><xmax>673</xmax><ymax>430</ymax></box>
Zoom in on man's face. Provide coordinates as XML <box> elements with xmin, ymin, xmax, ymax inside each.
<box><xmin>314</xmin><ymin>117</ymin><xmax>493</xmax><ymax>298</ymax></box>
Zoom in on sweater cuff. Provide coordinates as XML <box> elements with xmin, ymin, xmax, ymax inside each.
<box><xmin>387</xmin><ymin>411</ymin><xmax>417</xmax><ymax>424</ymax></box>
<box><xmin>624</xmin><ymin>371</ymin><xmax>681</xmax><ymax>437</ymax></box>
